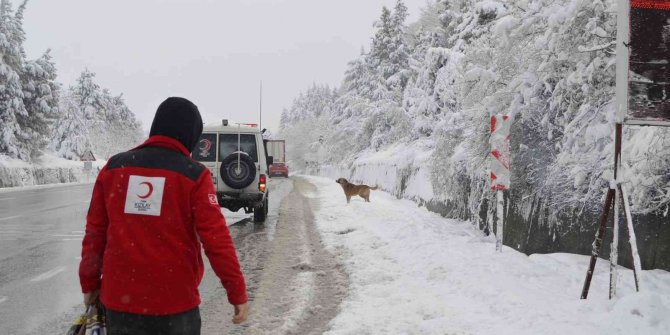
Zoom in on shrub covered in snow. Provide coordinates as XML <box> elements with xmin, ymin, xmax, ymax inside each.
<box><xmin>0</xmin><ymin>152</ymin><xmax>104</xmax><ymax>187</ymax></box>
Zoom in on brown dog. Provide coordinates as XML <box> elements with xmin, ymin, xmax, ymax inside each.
<box><xmin>336</xmin><ymin>178</ymin><xmax>378</xmax><ymax>203</ymax></box>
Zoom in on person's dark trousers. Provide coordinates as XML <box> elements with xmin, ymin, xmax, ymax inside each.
<box><xmin>106</xmin><ymin>307</ymin><xmax>201</xmax><ymax>335</ymax></box>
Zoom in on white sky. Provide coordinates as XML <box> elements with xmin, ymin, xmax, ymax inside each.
<box><xmin>22</xmin><ymin>0</ymin><xmax>423</xmax><ymax>134</ymax></box>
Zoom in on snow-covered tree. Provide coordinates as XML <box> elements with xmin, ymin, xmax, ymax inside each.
<box><xmin>0</xmin><ymin>0</ymin><xmax>29</xmax><ymax>160</ymax></box>
<box><xmin>283</xmin><ymin>0</ymin><xmax>670</xmax><ymax>223</ymax></box>
<box><xmin>50</xmin><ymin>70</ymin><xmax>143</xmax><ymax>160</ymax></box>
<box><xmin>369</xmin><ymin>6</ymin><xmax>394</xmax><ymax>79</ymax></box>
<box><xmin>50</xmin><ymin>91</ymin><xmax>90</xmax><ymax>160</ymax></box>
<box><xmin>94</xmin><ymin>92</ymin><xmax>143</xmax><ymax>158</ymax></box>
<box><xmin>341</xmin><ymin>50</ymin><xmax>380</xmax><ymax>103</ymax></box>
<box><xmin>278</xmin><ymin>85</ymin><xmax>340</xmax><ymax>167</ymax></box>
<box><xmin>367</xmin><ymin>1</ymin><xmax>411</xmax><ymax>101</ymax></box>
<box><xmin>1</xmin><ymin>1</ymin><xmax>60</xmax><ymax>160</ymax></box>
<box><xmin>0</xmin><ymin>1</ymin><xmax>142</xmax><ymax>163</ymax></box>
<box><xmin>387</xmin><ymin>0</ymin><xmax>410</xmax><ymax>92</ymax></box>
<box><xmin>73</xmin><ymin>69</ymin><xmax>105</xmax><ymax>121</ymax></box>
<box><xmin>21</xmin><ymin>50</ymin><xmax>60</xmax><ymax>159</ymax></box>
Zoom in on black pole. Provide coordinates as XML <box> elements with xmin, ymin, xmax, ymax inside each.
<box><xmin>581</xmin><ymin>123</ymin><xmax>623</xmax><ymax>299</ymax></box>
<box><xmin>614</xmin><ymin>123</ymin><xmax>622</xmax><ymax>179</ymax></box>
<box><xmin>581</xmin><ymin>188</ymin><xmax>615</xmax><ymax>299</ymax></box>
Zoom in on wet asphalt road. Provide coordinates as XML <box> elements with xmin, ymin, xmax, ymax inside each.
<box><xmin>0</xmin><ymin>181</ymin><xmax>274</xmax><ymax>334</ymax></box>
<box><xmin>0</xmin><ymin>184</ymin><xmax>95</xmax><ymax>335</ymax></box>
<box><xmin>0</xmin><ymin>177</ymin><xmax>345</xmax><ymax>334</ymax></box>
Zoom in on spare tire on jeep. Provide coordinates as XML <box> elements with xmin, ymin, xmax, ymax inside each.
<box><xmin>220</xmin><ymin>152</ymin><xmax>256</xmax><ymax>189</ymax></box>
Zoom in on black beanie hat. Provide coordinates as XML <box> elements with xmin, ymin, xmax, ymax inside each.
<box><xmin>149</xmin><ymin>97</ymin><xmax>203</xmax><ymax>153</ymax></box>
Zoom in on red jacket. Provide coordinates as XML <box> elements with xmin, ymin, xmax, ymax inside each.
<box><xmin>79</xmin><ymin>136</ymin><xmax>247</xmax><ymax>315</ymax></box>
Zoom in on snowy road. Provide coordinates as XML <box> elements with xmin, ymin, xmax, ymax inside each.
<box><xmin>201</xmin><ymin>177</ymin><xmax>348</xmax><ymax>335</ymax></box>
<box><xmin>2</xmin><ymin>176</ymin><xmax>670</xmax><ymax>334</ymax></box>
<box><xmin>0</xmin><ymin>177</ymin><xmax>348</xmax><ymax>335</ymax></box>
<box><xmin>0</xmin><ymin>183</ymin><xmax>95</xmax><ymax>335</ymax></box>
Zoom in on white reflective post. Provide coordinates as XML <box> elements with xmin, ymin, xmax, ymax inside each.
<box><xmin>615</xmin><ymin>0</ymin><xmax>630</xmax><ymax>124</ymax></box>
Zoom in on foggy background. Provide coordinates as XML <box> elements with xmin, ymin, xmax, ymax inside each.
<box><xmin>22</xmin><ymin>0</ymin><xmax>422</xmax><ymax>133</ymax></box>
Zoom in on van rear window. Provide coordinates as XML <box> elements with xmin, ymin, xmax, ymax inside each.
<box><xmin>220</xmin><ymin>134</ymin><xmax>258</xmax><ymax>162</ymax></box>
<box><xmin>193</xmin><ymin>133</ymin><xmax>217</xmax><ymax>162</ymax></box>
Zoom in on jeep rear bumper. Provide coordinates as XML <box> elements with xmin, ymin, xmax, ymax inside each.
<box><xmin>218</xmin><ymin>191</ymin><xmax>265</xmax><ymax>212</ymax></box>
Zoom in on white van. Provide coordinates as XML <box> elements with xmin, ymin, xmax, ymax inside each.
<box><xmin>192</xmin><ymin>120</ymin><xmax>272</xmax><ymax>222</ymax></box>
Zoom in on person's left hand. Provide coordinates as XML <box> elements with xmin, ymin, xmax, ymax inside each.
<box><xmin>83</xmin><ymin>290</ymin><xmax>100</xmax><ymax>306</ymax></box>
<box><xmin>232</xmin><ymin>302</ymin><xmax>249</xmax><ymax>324</ymax></box>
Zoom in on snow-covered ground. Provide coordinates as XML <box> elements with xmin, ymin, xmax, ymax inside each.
<box><xmin>302</xmin><ymin>176</ymin><xmax>670</xmax><ymax>335</ymax></box>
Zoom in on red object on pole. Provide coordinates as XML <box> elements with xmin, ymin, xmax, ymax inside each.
<box><xmin>631</xmin><ymin>0</ymin><xmax>670</xmax><ymax>9</ymax></box>
<box><xmin>490</xmin><ymin>115</ymin><xmax>511</xmax><ymax>191</ymax></box>
<box><xmin>490</xmin><ymin>114</ymin><xmax>511</xmax><ymax>252</ymax></box>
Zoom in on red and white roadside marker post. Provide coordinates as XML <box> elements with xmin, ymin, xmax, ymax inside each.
<box><xmin>490</xmin><ymin>114</ymin><xmax>511</xmax><ymax>253</ymax></box>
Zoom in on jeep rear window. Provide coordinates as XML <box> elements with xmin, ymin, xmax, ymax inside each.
<box><xmin>193</xmin><ymin>133</ymin><xmax>217</xmax><ymax>162</ymax></box>
<box><xmin>219</xmin><ymin>134</ymin><xmax>258</xmax><ymax>162</ymax></box>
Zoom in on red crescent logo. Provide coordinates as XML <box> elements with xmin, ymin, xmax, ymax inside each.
<box><xmin>200</xmin><ymin>139</ymin><xmax>212</xmax><ymax>151</ymax></box>
<box><xmin>137</xmin><ymin>182</ymin><xmax>154</xmax><ymax>199</ymax></box>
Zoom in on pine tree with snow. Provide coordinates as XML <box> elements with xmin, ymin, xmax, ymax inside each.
<box><xmin>365</xmin><ymin>1</ymin><xmax>412</xmax><ymax>101</ymax></box>
<box><xmin>73</xmin><ymin>69</ymin><xmax>105</xmax><ymax>121</ymax></box>
<box><xmin>96</xmin><ymin>92</ymin><xmax>143</xmax><ymax>158</ymax></box>
<box><xmin>20</xmin><ymin>50</ymin><xmax>60</xmax><ymax>159</ymax></box>
<box><xmin>0</xmin><ymin>0</ymin><xmax>29</xmax><ymax>160</ymax></box>
<box><xmin>388</xmin><ymin>0</ymin><xmax>410</xmax><ymax>91</ymax></box>
<box><xmin>369</xmin><ymin>7</ymin><xmax>394</xmax><ymax>79</ymax></box>
<box><xmin>50</xmin><ymin>70</ymin><xmax>143</xmax><ymax>160</ymax></box>
<box><xmin>279</xmin><ymin>108</ymin><xmax>290</xmax><ymax>132</ymax></box>
<box><xmin>342</xmin><ymin>50</ymin><xmax>377</xmax><ymax>102</ymax></box>
<box><xmin>50</xmin><ymin>90</ymin><xmax>90</xmax><ymax>160</ymax></box>
<box><xmin>49</xmin><ymin>70</ymin><xmax>102</xmax><ymax>160</ymax></box>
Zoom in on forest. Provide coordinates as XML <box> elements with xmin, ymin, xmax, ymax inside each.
<box><xmin>278</xmin><ymin>0</ymin><xmax>670</xmax><ymax>269</ymax></box>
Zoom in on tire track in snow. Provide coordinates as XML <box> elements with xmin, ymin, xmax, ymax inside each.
<box><xmin>200</xmin><ymin>177</ymin><xmax>348</xmax><ymax>335</ymax></box>
<box><xmin>274</xmin><ymin>184</ymin><xmax>316</xmax><ymax>333</ymax></box>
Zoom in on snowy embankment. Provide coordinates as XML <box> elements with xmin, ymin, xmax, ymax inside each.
<box><xmin>302</xmin><ymin>176</ymin><xmax>670</xmax><ymax>335</ymax></box>
<box><xmin>308</xmin><ymin>139</ymin><xmax>435</xmax><ymax>203</ymax></box>
<box><xmin>0</xmin><ymin>153</ymin><xmax>105</xmax><ymax>188</ymax></box>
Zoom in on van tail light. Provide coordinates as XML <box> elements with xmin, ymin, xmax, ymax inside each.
<box><xmin>259</xmin><ymin>174</ymin><xmax>267</xmax><ymax>193</ymax></box>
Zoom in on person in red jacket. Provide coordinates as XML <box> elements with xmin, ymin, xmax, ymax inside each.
<box><xmin>79</xmin><ymin>97</ymin><xmax>248</xmax><ymax>334</ymax></box>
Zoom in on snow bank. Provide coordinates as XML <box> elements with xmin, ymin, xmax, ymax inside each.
<box><xmin>305</xmin><ymin>139</ymin><xmax>670</xmax><ymax>272</ymax></box>
<box><xmin>0</xmin><ymin>153</ymin><xmax>105</xmax><ymax>188</ymax></box>
<box><xmin>303</xmin><ymin>176</ymin><xmax>670</xmax><ymax>335</ymax></box>
<box><xmin>308</xmin><ymin>139</ymin><xmax>435</xmax><ymax>203</ymax></box>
